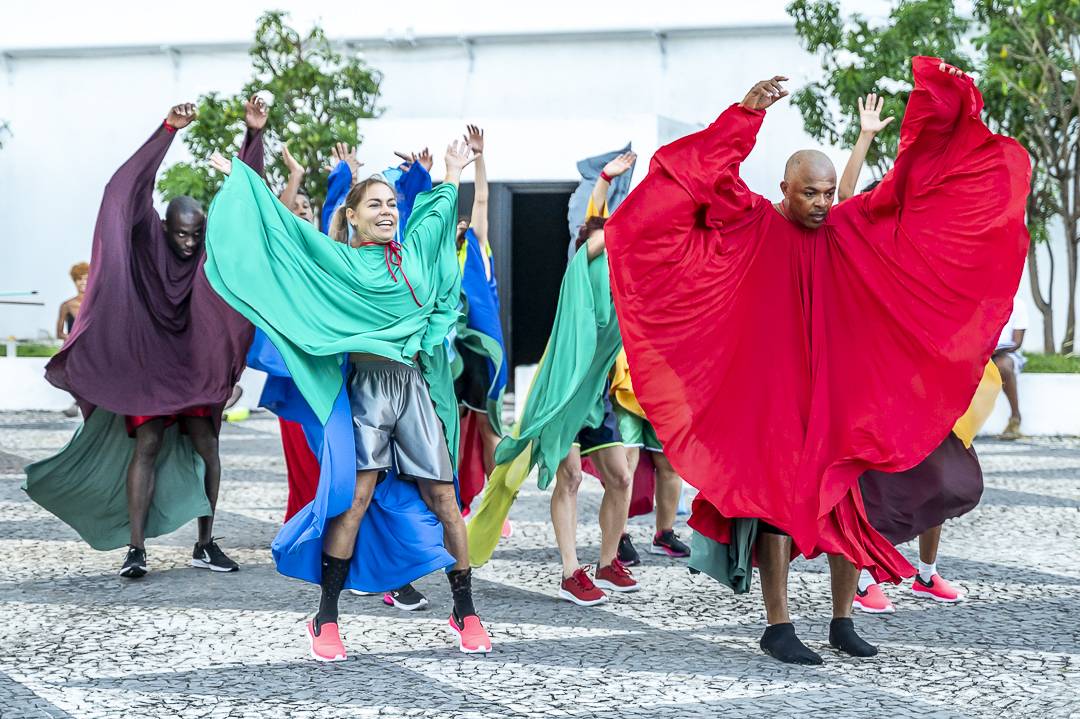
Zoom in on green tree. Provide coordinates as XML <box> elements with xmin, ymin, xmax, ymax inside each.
<box><xmin>786</xmin><ymin>0</ymin><xmax>971</xmax><ymax>177</ymax></box>
<box><xmin>158</xmin><ymin>11</ymin><xmax>381</xmax><ymax>210</ymax></box>
<box><xmin>976</xmin><ymin>0</ymin><xmax>1079</xmax><ymax>353</ymax></box>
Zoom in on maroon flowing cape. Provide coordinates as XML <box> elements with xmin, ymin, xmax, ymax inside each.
<box><xmin>605</xmin><ymin>57</ymin><xmax>1030</xmax><ymax>582</ymax></box>
<box><xmin>45</xmin><ymin>123</ymin><xmax>263</xmax><ymax>420</ymax></box>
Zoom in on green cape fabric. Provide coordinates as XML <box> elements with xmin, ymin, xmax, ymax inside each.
<box><xmin>203</xmin><ymin>161</ymin><xmax>462</xmax><ymax>463</ymax></box>
<box><xmin>688</xmin><ymin>520</ymin><xmax>759</xmax><ymax>594</ymax></box>
<box><xmin>495</xmin><ymin>246</ymin><xmax>622</xmax><ymax>489</ymax></box>
<box><xmin>23</xmin><ymin>409</ymin><xmax>209</xmax><ymax>551</ymax></box>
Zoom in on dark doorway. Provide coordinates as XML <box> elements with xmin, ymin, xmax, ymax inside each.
<box><xmin>509</xmin><ymin>189</ymin><xmax>574</xmax><ymax>369</ymax></box>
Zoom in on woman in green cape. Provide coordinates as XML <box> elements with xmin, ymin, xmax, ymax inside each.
<box><xmin>204</xmin><ymin>140</ymin><xmax>491</xmax><ymax>660</ymax></box>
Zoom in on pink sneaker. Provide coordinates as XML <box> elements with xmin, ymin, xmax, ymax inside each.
<box><xmin>911</xmin><ymin>574</ymin><xmax>964</xmax><ymax>603</ymax></box>
<box><xmin>501</xmin><ymin>518</ymin><xmax>514</xmax><ymax>539</ymax></box>
<box><xmin>852</xmin><ymin>583</ymin><xmax>895</xmax><ymax>614</ymax></box>
<box><xmin>307</xmin><ymin>619</ymin><xmax>347</xmax><ymax>662</ymax></box>
<box><xmin>449</xmin><ymin>613</ymin><xmax>492</xmax><ymax>653</ymax></box>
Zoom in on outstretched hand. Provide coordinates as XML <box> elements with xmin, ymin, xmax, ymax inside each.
<box><xmin>857</xmin><ymin>93</ymin><xmax>894</xmax><ymax>135</ymax></box>
<box><xmin>166</xmin><ymin>103</ymin><xmax>198</xmax><ymax>130</ymax></box>
<box><xmin>282</xmin><ymin>143</ymin><xmax>304</xmax><ymax>176</ymax></box>
<box><xmin>739</xmin><ymin>76</ymin><xmax>789</xmax><ymax>111</ymax></box>
<box><xmin>938</xmin><ymin>61</ymin><xmax>968</xmax><ymax>79</ymax></box>
<box><xmin>464</xmin><ymin>125</ymin><xmax>484</xmax><ymax>155</ymax></box>
<box><xmin>393</xmin><ymin>147</ymin><xmax>433</xmax><ymax>172</ymax></box>
<box><xmin>245</xmin><ymin>93</ymin><xmax>269</xmax><ymax>131</ymax></box>
<box><xmin>602</xmin><ymin>151</ymin><xmax>637</xmax><ymax>179</ymax></box>
<box><xmin>444</xmin><ymin>139</ymin><xmax>477</xmax><ymax>174</ymax></box>
<box><xmin>209</xmin><ymin>152</ymin><xmax>232</xmax><ymax>176</ymax></box>
<box><xmin>326</xmin><ymin>142</ymin><xmax>362</xmax><ymax>175</ymax></box>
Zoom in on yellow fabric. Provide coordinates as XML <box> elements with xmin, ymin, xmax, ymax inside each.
<box><xmin>610</xmin><ymin>349</ymin><xmax>646</xmax><ymax>418</ymax></box>
<box><xmin>952</xmin><ymin>360</ymin><xmax>1002</xmax><ymax>448</ymax></box>
<box><xmin>457</xmin><ymin>236</ymin><xmax>492</xmax><ymax>275</ymax></box>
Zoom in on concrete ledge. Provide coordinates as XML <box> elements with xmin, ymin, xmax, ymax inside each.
<box><xmin>0</xmin><ymin>357</ymin><xmax>267</xmax><ymax>412</ymax></box>
<box><xmin>513</xmin><ymin>363</ymin><xmax>1080</xmax><ymax>437</ymax></box>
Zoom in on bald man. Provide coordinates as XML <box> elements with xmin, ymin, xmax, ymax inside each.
<box><xmin>605</xmin><ymin>60</ymin><xmax>1030</xmax><ymax>666</ymax></box>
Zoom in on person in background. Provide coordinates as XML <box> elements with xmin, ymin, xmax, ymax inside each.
<box><xmin>993</xmin><ymin>294</ymin><xmax>1028</xmax><ymax>440</ymax></box>
<box><xmin>56</xmin><ymin>262</ymin><xmax>89</xmax><ymax>341</ymax></box>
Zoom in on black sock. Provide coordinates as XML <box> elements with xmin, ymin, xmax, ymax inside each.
<box><xmin>448</xmin><ymin>568</ymin><xmax>476</xmax><ymax>621</ymax></box>
<box><xmin>315</xmin><ymin>553</ymin><xmax>350</xmax><ymax>634</ymax></box>
<box><xmin>760</xmin><ymin>623</ymin><xmax>823</xmax><ymax>665</ymax></box>
<box><xmin>829</xmin><ymin>617</ymin><xmax>878</xmax><ymax>657</ymax></box>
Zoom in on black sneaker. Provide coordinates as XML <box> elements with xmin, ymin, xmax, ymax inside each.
<box><xmin>617</xmin><ymin>533</ymin><xmax>641</xmax><ymax>567</ymax></box>
<box><xmin>119</xmin><ymin>545</ymin><xmax>147</xmax><ymax>578</ymax></box>
<box><xmin>191</xmin><ymin>539</ymin><xmax>239</xmax><ymax>572</ymax></box>
<box><xmin>650</xmin><ymin>529</ymin><xmax>691</xmax><ymax>558</ymax></box>
<box><xmin>382</xmin><ymin>584</ymin><xmax>429</xmax><ymax>611</ymax></box>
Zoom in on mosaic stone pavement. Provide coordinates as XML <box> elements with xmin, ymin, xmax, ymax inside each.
<box><xmin>0</xmin><ymin>410</ymin><xmax>1078</xmax><ymax>718</ymax></box>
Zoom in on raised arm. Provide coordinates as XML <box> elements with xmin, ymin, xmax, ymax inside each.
<box><xmin>319</xmin><ymin>143</ymin><xmax>363</xmax><ymax>233</ymax></box>
<box><xmin>278</xmin><ymin>143</ymin><xmax>305</xmax><ymax>211</ymax></box>
<box><xmin>649</xmin><ymin>76</ymin><xmax>786</xmax><ymax>224</ymax></box>
<box><xmin>237</xmin><ymin>94</ymin><xmax>268</xmax><ymax>176</ymax></box>
<box><xmin>465</xmin><ymin>125</ymin><xmax>489</xmax><ymax>249</ymax></box>
<box><xmin>103</xmin><ymin>103</ymin><xmax>194</xmax><ymax>228</ymax></box>
<box><xmin>589</xmin><ymin>152</ymin><xmax>636</xmax><ymax>217</ymax></box>
<box><xmin>838</xmin><ymin>93</ymin><xmax>895</xmax><ymax>201</ymax></box>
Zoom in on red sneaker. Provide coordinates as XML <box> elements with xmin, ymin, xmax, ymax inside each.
<box><xmin>448</xmin><ymin>613</ymin><xmax>492</xmax><ymax>653</ymax></box>
<box><xmin>595</xmin><ymin>559</ymin><xmax>640</xmax><ymax>593</ymax></box>
<box><xmin>852</xmin><ymin>583</ymin><xmax>895</xmax><ymax>614</ymax></box>
<box><xmin>307</xmin><ymin>619</ymin><xmax>347</xmax><ymax>662</ymax></box>
<box><xmin>911</xmin><ymin>574</ymin><xmax>964</xmax><ymax>603</ymax></box>
<box><xmin>558</xmin><ymin>566</ymin><xmax>608</xmax><ymax>606</ymax></box>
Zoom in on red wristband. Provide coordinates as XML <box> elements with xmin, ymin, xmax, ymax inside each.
<box><xmin>162</xmin><ymin>120</ymin><xmax>177</xmax><ymax>133</ymax></box>
<box><xmin>599</xmin><ymin>171</ymin><xmax>613</xmax><ymax>183</ymax></box>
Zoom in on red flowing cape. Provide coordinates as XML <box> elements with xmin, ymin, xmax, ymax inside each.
<box><xmin>605</xmin><ymin>57</ymin><xmax>1030</xmax><ymax>582</ymax></box>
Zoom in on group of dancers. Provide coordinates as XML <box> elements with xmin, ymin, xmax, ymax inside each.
<box><xmin>24</xmin><ymin>56</ymin><xmax>1031</xmax><ymax>665</ymax></box>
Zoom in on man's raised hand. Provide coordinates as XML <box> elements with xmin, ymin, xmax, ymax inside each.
<box><xmin>282</xmin><ymin>144</ymin><xmax>305</xmax><ymax>176</ymax></box>
<box><xmin>166</xmin><ymin>103</ymin><xmax>198</xmax><ymax>130</ymax></box>
<box><xmin>858</xmin><ymin>93</ymin><xmax>894</xmax><ymax>135</ymax></box>
<box><xmin>245</xmin><ymin>93</ymin><xmax>269</xmax><ymax>131</ymax></box>
<box><xmin>739</xmin><ymin>76</ymin><xmax>790</xmax><ymax>111</ymax></box>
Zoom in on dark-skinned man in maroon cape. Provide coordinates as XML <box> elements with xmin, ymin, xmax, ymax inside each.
<box><xmin>25</xmin><ymin>97</ymin><xmax>267</xmax><ymax>579</ymax></box>
<box><xmin>605</xmin><ymin>58</ymin><xmax>1030</xmax><ymax>664</ymax></box>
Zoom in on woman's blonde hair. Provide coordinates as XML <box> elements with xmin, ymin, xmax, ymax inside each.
<box><xmin>328</xmin><ymin>175</ymin><xmax>397</xmax><ymax>244</ymax></box>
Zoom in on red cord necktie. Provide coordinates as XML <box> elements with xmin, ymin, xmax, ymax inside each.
<box><xmin>358</xmin><ymin>240</ymin><xmax>422</xmax><ymax>307</ymax></box>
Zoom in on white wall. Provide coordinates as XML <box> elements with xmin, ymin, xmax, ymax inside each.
<box><xmin>0</xmin><ymin>1</ymin><xmax>1072</xmax><ymax>351</ymax></box>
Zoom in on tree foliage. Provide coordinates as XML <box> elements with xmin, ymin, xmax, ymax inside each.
<box><xmin>788</xmin><ymin>0</ymin><xmax>1080</xmax><ymax>353</ymax></box>
<box><xmin>786</xmin><ymin>0</ymin><xmax>971</xmax><ymax>177</ymax></box>
<box><xmin>158</xmin><ymin>11</ymin><xmax>381</xmax><ymax>208</ymax></box>
<box><xmin>976</xmin><ymin>0</ymin><xmax>1080</xmax><ymax>352</ymax></box>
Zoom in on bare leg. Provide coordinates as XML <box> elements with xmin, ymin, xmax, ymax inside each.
<box><xmin>993</xmin><ymin>353</ymin><xmax>1021</xmax><ymax>423</ymax></box>
<box><xmin>182</xmin><ymin>416</ymin><xmax>221</xmax><ymax>546</ymax></box>
<box><xmin>551</xmin><ymin>448</ymin><xmax>583</xmax><ymax>578</ymax></box>
<box><xmin>418</xmin><ymin>479</ymin><xmax>470</xmax><ymax>570</ymax></box>
<box><xmin>323</xmin><ymin>471</ymin><xmax>379</xmax><ymax>559</ymax></box>
<box><xmin>919</xmin><ymin>524</ymin><xmax>942</xmax><ymax>565</ymax></box>
<box><xmin>652</xmin><ymin>452</ymin><xmax>683</xmax><ymax>533</ymax></box>
<box><xmin>827</xmin><ymin>554</ymin><xmax>878</xmax><ymax>657</ymax></box>
<box><xmin>828</xmin><ymin>554</ymin><xmax>859</xmax><ymax>619</ymax></box>
<box><xmin>126</xmin><ymin>419</ymin><xmax>166</xmax><ymax>549</ymax></box>
<box><xmin>590</xmin><ymin>445</ymin><xmax>632</xmax><ymax>568</ymax></box>
<box><xmin>624</xmin><ymin>446</ymin><xmax>641</xmax><ymax>475</ymax></box>
<box><xmin>478</xmin><ymin>418</ymin><xmax>501</xmax><ymax>477</ymax></box>
<box><xmin>756</xmin><ymin>532</ymin><xmax>792</xmax><ymax>625</ymax></box>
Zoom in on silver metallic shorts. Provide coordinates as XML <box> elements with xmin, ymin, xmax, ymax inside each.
<box><xmin>347</xmin><ymin>359</ymin><xmax>454</xmax><ymax>483</ymax></box>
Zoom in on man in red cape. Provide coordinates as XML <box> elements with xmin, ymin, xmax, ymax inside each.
<box><xmin>605</xmin><ymin>58</ymin><xmax>1030</xmax><ymax>664</ymax></box>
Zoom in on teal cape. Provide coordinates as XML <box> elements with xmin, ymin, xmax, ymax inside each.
<box><xmin>466</xmin><ymin>247</ymin><xmax>622</xmax><ymax>565</ymax></box>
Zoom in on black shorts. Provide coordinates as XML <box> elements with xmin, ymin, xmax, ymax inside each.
<box><xmin>574</xmin><ymin>388</ymin><xmax>622</xmax><ymax>456</ymax></box>
<box><xmin>454</xmin><ymin>340</ymin><xmax>489</xmax><ymax>413</ymax></box>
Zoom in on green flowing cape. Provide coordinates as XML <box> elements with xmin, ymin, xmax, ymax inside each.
<box><xmin>467</xmin><ymin>247</ymin><xmax>622</xmax><ymax>565</ymax></box>
<box><xmin>203</xmin><ymin>161</ymin><xmax>462</xmax><ymax>463</ymax></box>
<box><xmin>23</xmin><ymin>409</ymin><xmax>210</xmax><ymax>550</ymax></box>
